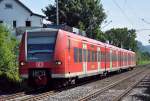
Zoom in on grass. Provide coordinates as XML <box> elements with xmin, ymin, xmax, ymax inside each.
<box><xmin>138</xmin><ymin>60</ymin><xmax>150</xmax><ymax>65</ymax></box>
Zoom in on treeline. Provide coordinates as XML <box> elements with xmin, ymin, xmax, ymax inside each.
<box><xmin>43</xmin><ymin>0</ymin><xmax>137</xmax><ymax>51</ymax></box>
<box><xmin>43</xmin><ymin>0</ymin><xmax>150</xmax><ymax>64</ymax></box>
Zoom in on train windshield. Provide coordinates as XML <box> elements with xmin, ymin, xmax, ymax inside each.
<box><xmin>27</xmin><ymin>31</ymin><xmax>57</xmax><ymax>62</ymax></box>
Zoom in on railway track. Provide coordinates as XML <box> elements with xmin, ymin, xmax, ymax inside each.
<box><xmin>112</xmin><ymin>75</ymin><xmax>149</xmax><ymax>101</ymax></box>
<box><xmin>0</xmin><ymin>65</ymin><xmax>148</xmax><ymax>101</ymax></box>
<box><xmin>0</xmin><ymin>88</ymin><xmax>58</xmax><ymax>101</ymax></box>
<box><xmin>21</xmin><ymin>90</ymin><xmax>59</xmax><ymax>101</ymax></box>
<box><xmin>0</xmin><ymin>92</ymin><xmax>30</xmax><ymax>101</ymax></box>
<box><xmin>121</xmin><ymin>75</ymin><xmax>150</xmax><ymax>101</ymax></box>
<box><xmin>78</xmin><ymin>68</ymin><xmax>149</xmax><ymax>101</ymax></box>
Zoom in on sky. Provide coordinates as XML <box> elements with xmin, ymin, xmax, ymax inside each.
<box><xmin>21</xmin><ymin>0</ymin><xmax>150</xmax><ymax>46</ymax></box>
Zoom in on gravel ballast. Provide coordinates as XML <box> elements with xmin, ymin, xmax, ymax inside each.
<box><xmin>46</xmin><ymin>68</ymin><xmax>146</xmax><ymax>101</ymax></box>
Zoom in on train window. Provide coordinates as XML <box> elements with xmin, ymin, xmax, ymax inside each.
<box><xmin>98</xmin><ymin>51</ymin><xmax>101</xmax><ymax>62</ymax></box>
<box><xmin>83</xmin><ymin>49</ymin><xmax>87</xmax><ymax>62</ymax></box>
<box><xmin>104</xmin><ymin>52</ymin><xmax>106</xmax><ymax>62</ymax></box>
<box><xmin>128</xmin><ymin>55</ymin><xmax>130</xmax><ymax>61</ymax></box>
<box><xmin>115</xmin><ymin>54</ymin><xmax>116</xmax><ymax>61</ymax></box>
<box><xmin>79</xmin><ymin>48</ymin><xmax>82</xmax><ymax>62</ymax></box>
<box><xmin>90</xmin><ymin>51</ymin><xmax>92</xmax><ymax>62</ymax></box>
<box><xmin>106</xmin><ymin>52</ymin><xmax>110</xmax><ymax>62</ymax></box>
<box><xmin>114</xmin><ymin>53</ymin><xmax>117</xmax><ymax>61</ymax></box>
<box><xmin>92</xmin><ymin>51</ymin><xmax>94</xmax><ymax>62</ymax></box>
<box><xmin>95</xmin><ymin>51</ymin><xmax>97</xmax><ymax>62</ymax></box>
<box><xmin>101</xmin><ymin>52</ymin><xmax>105</xmax><ymax>62</ymax></box>
<box><xmin>27</xmin><ymin>31</ymin><xmax>57</xmax><ymax>62</ymax></box>
<box><xmin>124</xmin><ymin>55</ymin><xmax>125</xmax><ymax>63</ymax></box>
<box><xmin>106</xmin><ymin>53</ymin><xmax>108</xmax><ymax>62</ymax></box>
<box><xmin>74</xmin><ymin>48</ymin><xmax>79</xmax><ymax>63</ymax></box>
<box><xmin>112</xmin><ymin>53</ymin><xmax>114</xmax><ymax>62</ymax></box>
<box><xmin>101</xmin><ymin>52</ymin><xmax>103</xmax><ymax>62</ymax></box>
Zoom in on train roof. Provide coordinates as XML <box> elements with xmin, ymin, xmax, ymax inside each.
<box><xmin>25</xmin><ymin>28</ymin><xmax>59</xmax><ymax>33</ymax></box>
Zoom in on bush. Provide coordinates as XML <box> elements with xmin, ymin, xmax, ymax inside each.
<box><xmin>0</xmin><ymin>24</ymin><xmax>20</xmax><ymax>82</ymax></box>
<box><xmin>136</xmin><ymin>51</ymin><xmax>150</xmax><ymax>65</ymax></box>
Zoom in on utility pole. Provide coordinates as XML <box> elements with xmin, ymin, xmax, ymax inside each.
<box><xmin>56</xmin><ymin>0</ymin><xmax>59</xmax><ymax>25</ymax></box>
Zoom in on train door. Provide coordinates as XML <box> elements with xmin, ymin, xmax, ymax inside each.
<box><xmin>110</xmin><ymin>49</ymin><xmax>112</xmax><ymax>70</ymax></box>
<box><xmin>83</xmin><ymin>43</ymin><xmax>87</xmax><ymax>75</ymax></box>
<box><xmin>97</xmin><ymin>47</ymin><xmax>101</xmax><ymax>72</ymax></box>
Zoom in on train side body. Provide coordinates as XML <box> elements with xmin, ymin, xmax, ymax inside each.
<box><xmin>19</xmin><ymin>28</ymin><xmax>136</xmax><ymax>86</ymax></box>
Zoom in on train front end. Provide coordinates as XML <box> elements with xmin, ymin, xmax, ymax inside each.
<box><xmin>19</xmin><ymin>28</ymin><xmax>58</xmax><ymax>86</ymax></box>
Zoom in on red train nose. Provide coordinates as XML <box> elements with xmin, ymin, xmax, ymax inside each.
<box><xmin>35</xmin><ymin>75</ymin><xmax>48</xmax><ymax>86</ymax></box>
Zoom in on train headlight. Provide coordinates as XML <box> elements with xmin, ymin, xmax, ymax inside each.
<box><xmin>55</xmin><ymin>60</ymin><xmax>62</xmax><ymax>65</ymax></box>
<box><xmin>20</xmin><ymin>61</ymin><xmax>25</xmax><ymax>66</ymax></box>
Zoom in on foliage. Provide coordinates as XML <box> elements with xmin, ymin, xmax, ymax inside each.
<box><xmin>136</xmin><ymin>51</ymin><xmax>150</xmax><ymax>65</ymax></box>
<box><xmin>42</xmin><ymin>0</ymin><xmax>106</xmax><ymax>39</ymax></box>
<box><xmin>105</xmin><ymin>28</ymin><xmax>137</xmax><ymax>51</ymax></box>
<box><xmin>0</xmin><ymin>24</ymin><xmax>19</xmax><ymax>82</ymax></box>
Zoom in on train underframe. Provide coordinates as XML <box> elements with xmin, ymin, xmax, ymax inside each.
<box><xmin>26</xmin><ymin>66</ymin><xmax>135</xmax><ymax>88</ymax></box>
<box><xmin>27</xmin><ymin>68</ymin><xmax>77</xmax><ymax>88</ymax></box>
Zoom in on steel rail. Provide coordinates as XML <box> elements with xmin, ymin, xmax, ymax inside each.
<box><xmin>112</xmin><ymin>74</ymin><xmax>148</xmax><ymax>101</ymax></box>
<box><xmin>78</xmin><ymin>68</ymin><xmax>147</xmax><ymax>101</ymax></box>
<box><xmin>22</xmin><ymin>91</ymin><xmax>57</xmax><ymax>101</ymax></box>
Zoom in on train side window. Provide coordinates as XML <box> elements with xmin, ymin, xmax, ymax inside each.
<box><xmin>83</xmin><ymin>49</ymin><xmax>87</xmax><ymax>62</ymax></box>
<box><xmin>74</xmin><ymin>48</ymin><xmax>79</xmax><ymax>63</ymax></box>
<box><xmin>98</xmin><ymin>51</ymin><xmax>101</xmax><ymax>62</ymax></box>
<box><xmin>79</xmin><ymin>48</ymin><xmax>82</xmax><ymax>62</ymax></box>
<box><xmin>92</xmin><ymin>51</ymin><xmax>95</xmax><ymax>62</ymax></box>
<box><xmin>106</xmin><ymin>52</ymin><xmax>110</xmax><ymax>62</ymax></box>
<box><xmin>95</xmin><ymin>51</ymin><xmax>97</xmax><ymax>62</ymax></box>
<box><xmin>114</xmin><ymin>53</ymin><xmax>116</xmax><ymax>62</ymax></box>
<box><xmin>106</xmin><ymin>53</ymin><xmax>108</xmax><ymax>62</ymax></box>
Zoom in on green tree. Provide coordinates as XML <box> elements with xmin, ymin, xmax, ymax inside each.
<box><xmin>0</xmin><ymin>24</ymin><xmax>19</xmax><ymax>81</ymax></box>
<box><xmin>42</xmin><ymin>0</ymin><xmax>106</xmax><ymax>39</ymax></box>
<box><xmin>105</xmin><ymin>28</ymin><xmax>137</xmax><ymax>51</ymax></box>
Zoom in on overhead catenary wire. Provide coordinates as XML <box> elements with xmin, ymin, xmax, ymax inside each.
<box><xmin>102</xmin><ymin>20</ymin><xmax>112</xmax><ymax>29</ymax></box>
<box><xmin>123</xmin><ymin>0</ymin><xmax>150</xmax><ymax>28</ymax></box>
<box><xmin>111</xmin><ymin>0</ymin><xmax>134</xmax><ymax>28</ymax></box>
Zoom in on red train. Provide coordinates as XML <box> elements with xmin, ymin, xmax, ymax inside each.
<box><xmin>19</xmin><ymin>28</ymin><xmax>136</xmax><ymax>86</ymax></box>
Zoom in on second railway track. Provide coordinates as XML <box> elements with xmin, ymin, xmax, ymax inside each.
<box><xmin>78</xmin><ymin>67</ymin><xmax>150</xmax><ymax>101</ymax></box>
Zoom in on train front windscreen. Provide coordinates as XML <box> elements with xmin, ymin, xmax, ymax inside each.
<box><xmin>27</xmin><ymin>31</ymin><xmax>57</xmax><ymax>62</ymax></box>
